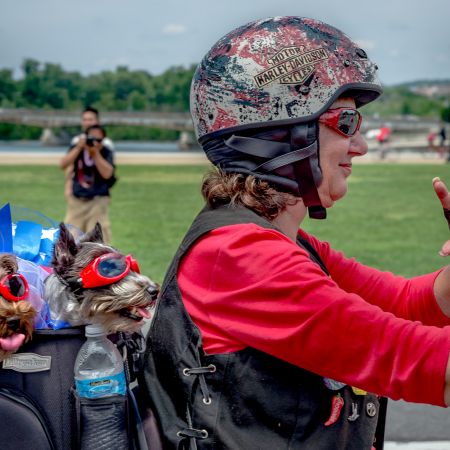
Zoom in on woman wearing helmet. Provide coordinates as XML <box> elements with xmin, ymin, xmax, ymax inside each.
<box><xmin>142</xmin><ymin>17</ymin><xmax>450</xmax><ymax>449</ymax></box>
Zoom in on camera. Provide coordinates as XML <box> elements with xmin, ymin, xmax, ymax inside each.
<box><xmin>85</xmin><ymin>136</ymin><xmax>95</xmax><ymax>147</ymax></box>
<box><xmin>85</xmin><ymin>135</ymin><xmax>102</xmax><ymax>146</ymax></box>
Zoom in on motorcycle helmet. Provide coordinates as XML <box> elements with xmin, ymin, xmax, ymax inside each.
<box><xmin>190</xmin><ymin>17</ymin><xmax>382</xmax><ymax>218</ymax></box>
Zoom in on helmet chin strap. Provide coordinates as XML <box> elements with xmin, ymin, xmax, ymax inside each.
<box><xmin>290</xmin><ymin>124</ymin><xmax>327</xmax><ymax>220</ymax></box>
<box><xmin>205</xmin><ymin>122</ymin><xmax>327</xmax><ymax>219</ymax></box>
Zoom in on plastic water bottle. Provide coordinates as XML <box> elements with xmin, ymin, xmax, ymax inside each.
<box><xmin>74</xmin><ymin>325</ymin><xmax>129</xmax><ymax>450</ymax></box>
<box><xmin>74</xmin><ymin>324</ymin><xmax>126</xmax><ymax>398</ymax></box>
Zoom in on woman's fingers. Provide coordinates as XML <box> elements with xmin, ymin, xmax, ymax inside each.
<box><xmin>433</xmin><ymin>177</ymin><xmax>450</xmax><ymax>209</ymax></box>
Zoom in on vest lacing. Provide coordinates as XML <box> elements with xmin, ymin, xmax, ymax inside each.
<box><xmin>176</xmin><ymin>364</ymin><xmax>217</xmax><ymax>449</ymax></box>
<box><xmin>177</xmin><ymin>401</ymin><xmax>209</xmax><ymax>450</ymax></box>
<box><xmin>182</xmin><ymin>364</ymin><xmax>216</xmax><ymax>404</ymax></box>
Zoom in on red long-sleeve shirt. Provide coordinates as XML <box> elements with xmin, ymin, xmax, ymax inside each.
<box><xmin>178</xmin><ymin>223</ymin><xmax>450</xmax><ymax>406</ymax></box>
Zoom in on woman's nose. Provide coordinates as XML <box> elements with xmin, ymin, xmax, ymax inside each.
<box><xmin>350</xmin><ymin>131</ymin><xmax>368</xmax><ymax>156</ymax></box>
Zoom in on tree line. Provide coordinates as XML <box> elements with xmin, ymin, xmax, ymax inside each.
<box><xmin>0</xmin><ymin>58</ymin><xmax>195</xmax><ymax>140</ymax></box>
<box><xmin>0</xmin><ymin>58</ymin><xmax>195</xmax><ymax>112</ymax></box>
<box><xmin>0</xmin><ymin>58</ymin><xmax>449</xmax><ymax>140</ymax></box>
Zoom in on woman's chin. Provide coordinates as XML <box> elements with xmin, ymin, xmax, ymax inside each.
<box><xmin>320</xmin><ymin>193</ymin><xmax>346</xmax><ymax>208</ymax></box>
<box><xmin>318</xmin><ymin>182</ymin><xmax>348</xmax><ymax>209</ymax></box>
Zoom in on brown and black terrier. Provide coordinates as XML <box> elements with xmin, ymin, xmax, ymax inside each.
<box><xmin>45</xmin><ymin>223</ymin><xmax>159</xmax><ymax>333</ymax></box>
<box><xmin>0</xmin><ymin>253</ymin><xmax>36</xmax><ymax>361</ymax></box>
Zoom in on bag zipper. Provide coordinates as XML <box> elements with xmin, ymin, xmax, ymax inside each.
<box><xmin>0</xmin><ymin>386</ymin><xmax>56</xmax><ymax>450</ymax></box>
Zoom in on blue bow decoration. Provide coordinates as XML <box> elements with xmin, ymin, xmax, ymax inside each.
<box><xmin>0</xmin><ymin>203</ymin><xmax>59</xmax><ymax>267</ymax></box>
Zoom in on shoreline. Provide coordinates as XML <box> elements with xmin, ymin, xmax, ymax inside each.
<box><xmin>0</xmin><ymin>151</ymin><xmax>209</xmax><ymax>165</ymax></box>
<box><xmin>0</xmin><ymin>150</ymin><xmax>446</xmax><ymax>165</ymax></box>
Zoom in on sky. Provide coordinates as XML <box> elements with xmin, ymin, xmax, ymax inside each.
<box><xmin>1</xmin><ymin>0</ymin><xmax>450</xmax><ymax>86</ymax></box>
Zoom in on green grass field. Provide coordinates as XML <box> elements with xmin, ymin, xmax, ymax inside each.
<box><xmin>1</xmin><ymin>163</ymin><xmax>449</xmax><ymax>283</ymax></box>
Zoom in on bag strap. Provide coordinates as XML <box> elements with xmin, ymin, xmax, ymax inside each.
<box><xmin>116</xmin><ymin>331</ymin><xmax>146</xmax><ymax>384</ymax></box>
<box><xmin>127</xmin><ymin>387</ymin><xmax>149</xmax><ymax>450</ymax></box>
<box><xmin>116</xmin><ymin>331</ymin><xmax>150</xmax><ymax>450</ymax></box>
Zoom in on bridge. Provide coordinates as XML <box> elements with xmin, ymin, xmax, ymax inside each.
<box><xmin>0</xmin><ymin>108</ymin><xmax>195</xmax><ymax>146</ymax></box>
<box><xmin>0</xmin><ymin>108</ymin><xmax>193</xmax><ymax>130</ymax></box>
<box><xmin>0</xmin><ymin>108</ymin><xmax>444</xmax><ymax>149</ymax></box>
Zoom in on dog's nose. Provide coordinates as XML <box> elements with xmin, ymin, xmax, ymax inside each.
<box><xmin>147</xmin><ymin>284</ymin><xmax>160</xmax><ymax>301</ymax></box>
<box><xmin>6</xmin><ymin>317</ymin><xmax>21</xmax><ymax>333</ymax></box>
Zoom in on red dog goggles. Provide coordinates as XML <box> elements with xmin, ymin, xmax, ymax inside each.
<box><xmin>0</xmin><ymin>274</ymin><xmax>29</xmax><ymax>302</ymax></box>
<box><xmin>79</xmin><ymin>253</ymin><xmax>140</xmax><ymax>289</ymax></box>
<box><xmin>319</xmin><ymin>108</ymin><xmax>362</xmax><ymax>137</ymax></box>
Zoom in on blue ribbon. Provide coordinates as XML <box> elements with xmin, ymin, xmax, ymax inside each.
<box><xmin>0</xmin><ymin>204</ymin><xmax>60</xmax><ymax>267</ymax></box>
<box><xmin>13</xmin><ymin>221</ymin><xmax>43</xmax><ymax>261</ymax></box>
<box><xmin>33</xmin><ymin>228</ymin><xmax>59</xmax><ymax>266</ymax></box>
<box><xmin>0</xmin><ymin>203</ymin><xmax>13</xmax><ymax>252</ymax></box>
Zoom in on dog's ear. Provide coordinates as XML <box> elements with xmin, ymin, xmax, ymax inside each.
<box><xmin>79</xmin><ymin>223</ymin><xmax>104</xmax><ymax>244</ymax></box>
<box><xmin>52</xmin><ymin>223</ymin><xmax>78</xmax><ymax>276</ymax></box>
<box><xmin>0</xmin><ymin>253</ymin><xmax>18</xmax><ymax>277</ymax></box>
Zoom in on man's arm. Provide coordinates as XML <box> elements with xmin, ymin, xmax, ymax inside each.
<box><xmin>90</xmin><ymin>144</ymin><xmax>114</xmax><ymax>180</ymax></box>
<box><xmin>60</xmin><ymin>137</ymin><xmax>85</xmax><ymax>170</ymax></box>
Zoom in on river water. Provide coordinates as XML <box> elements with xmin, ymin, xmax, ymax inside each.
<box><xmin>0</xmin><ymin>140</ymin><xmax>190</xmax><ymax>154</ymax></box>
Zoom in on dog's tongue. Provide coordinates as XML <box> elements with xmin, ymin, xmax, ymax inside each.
<box><xmin>138</xmin><ymin>307</ymin><xmax>151</xmax><ymax>319</ymax></box>
<box><xmin>0</xmin><ymin>333</ymin><xmax>25</xmax><ymax>351</ymax></box>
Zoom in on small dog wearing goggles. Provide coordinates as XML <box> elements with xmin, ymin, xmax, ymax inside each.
<box><xmin>45</xmin><ymin>223</ymin><xmax>159</xmax><ymax>332</ymax></box>
<box><xmin>0</xmin><ymin>253</ymin><xmax>36</xmax><ymax>361</ymax></box>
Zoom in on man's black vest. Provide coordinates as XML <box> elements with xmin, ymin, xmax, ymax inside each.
<box><xmin>141</xmin><ymin>205</ymin><xmax>385</xmax><ymax>449</ymax></box>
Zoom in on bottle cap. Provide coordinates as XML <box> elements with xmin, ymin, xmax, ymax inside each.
<box><xmin>85</xmin><ymin>324</ymin><xmax>106</xmax><ymax>337</ymax></box>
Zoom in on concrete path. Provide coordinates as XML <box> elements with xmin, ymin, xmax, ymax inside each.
<box><xmin>0</xmin><ymin>151</ymin><xmax>209</xmax><ymax>165</ymax></box>
<box><xmin>385</xmin><ymin>443</ymin><xmax>450</xmax><ymax>449</ymax></box>
<box><xmin>0</xmin><ymin>149</ymin><xmax>447</xmax><ymax>165</ymax></box>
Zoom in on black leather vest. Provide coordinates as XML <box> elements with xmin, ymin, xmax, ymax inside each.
<box><xmin>142</xmin><ymin>205</ymin><xmax>384</xmax><ymax>449</ymax></box>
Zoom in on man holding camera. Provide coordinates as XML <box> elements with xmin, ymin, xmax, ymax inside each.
<box><xmin>64</xmin><ymin>107</ymin><xmax>115</xmax><ymax>200</ymax></box>
<box><xmin>60</xmin><ymin>123</ymin><xmax>115</xmax><ymax>243</ymax></box>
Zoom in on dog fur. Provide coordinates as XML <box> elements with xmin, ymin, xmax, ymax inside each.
<box><xmin>0</xmin><ymin>253</ymin><xmax>36</xmax><ymax>361</ymax></box>
<box><xmin>45</xmin><ymin>223</ymin><xmax>159</xmax><ymax>333</ymax></box>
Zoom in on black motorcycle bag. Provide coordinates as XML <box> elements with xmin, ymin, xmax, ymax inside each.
<box><xmin>0</xmin><ymin>328</ymin><xmax>85</xmax><ymax>450</ymax></box>
<box><xmin>0</xmin><ymin>328</ymin><xmax>145</xmax><ymax>450</ymax></box>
